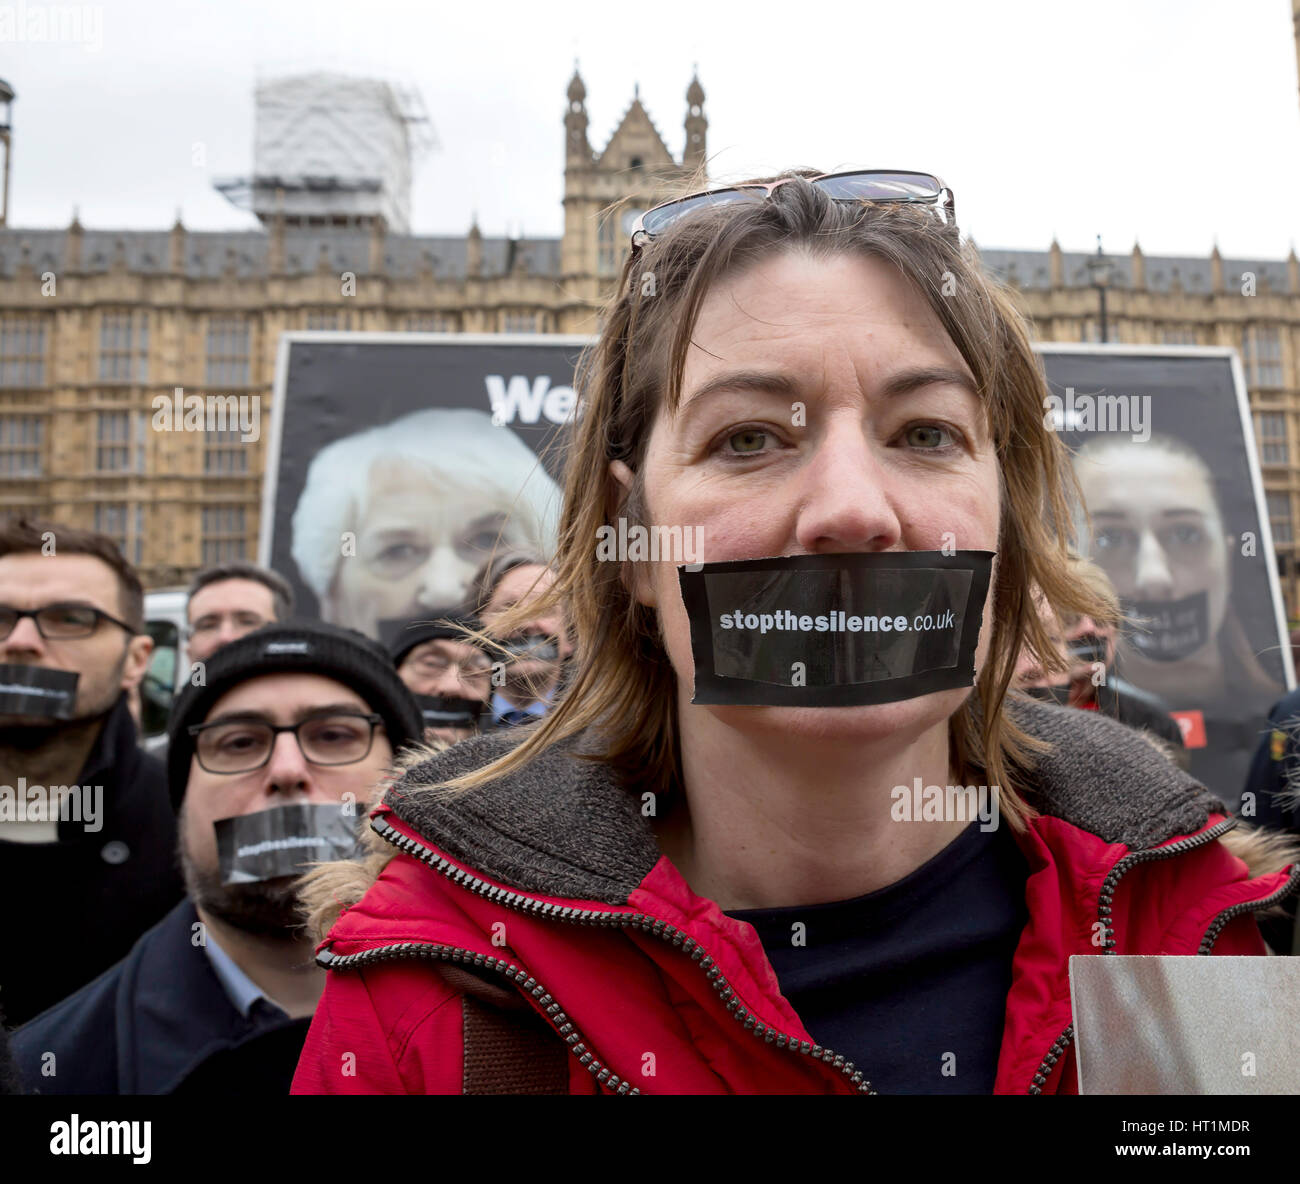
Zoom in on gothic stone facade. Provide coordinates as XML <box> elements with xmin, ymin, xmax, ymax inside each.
<box><xmin>0</xmin><ymin>69</ymin><xmax>1298</xmax><ymax>615</ymax></box>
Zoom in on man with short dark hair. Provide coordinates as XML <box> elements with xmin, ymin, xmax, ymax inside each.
<box><xmin>11</xmin><ymin>621</ymin><xmax>423</xmax><ymax>1094</ymax></box>
<box><xmin>0</xmin><ymin>518</ymin><xmax>184</xmax><ymax>1027</ymax></box>
<box><xmin>185</xmin><ymin>561</ymin><xmax>294</xmax><ymax>664</ymax></box>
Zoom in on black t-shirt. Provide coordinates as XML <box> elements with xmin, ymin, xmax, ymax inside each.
<box><xmin>727</xmin><ymin>820</ymin><xmax>1029</xmax><ymax>1094</ymax></box>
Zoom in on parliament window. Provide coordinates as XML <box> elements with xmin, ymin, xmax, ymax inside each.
<box><xmin>206</xmin><ymin>317</ymin><xmax>251</xmax><ymax>387</ymax></box>
<box><xmin>0</xmin><ymin>415</ymin><xmax>43</xmax><ymax>476</ymax></box>
<box><xmin>1257</xmin><ymin>412</ymin><xmax>1289</xmax><ymax>466</ymax></box>
<box><xmin>1242</xmin><ymin>325</ymin><xmax>1283</xmax><ymax>388</ymax></box>
<box><xmin>95</xmin><ymin>503</ymin><xmax>143</xmax><ymax>565</ymax></box>
<box><xmin>204</xmin><ymin>428</ymin><xmax>248</xmax><ymax>475</ymax></box>
<box><xmin>99</xmin><ymin>311</ymin><xmax>150</xmax><ymax>383</ymax></box>
<box><xmin>306</xmin><ymin>310</ymin><xmax>353</xmax><ymax>331</ymax></box>
<box><xmin>598</xmin><ymin>215</ymin><xmax>617</xmax><ymax>277</ymax></box>
<box><xmin>0</xmin><ymin>317</ymin><xmax>46</xmax><ymax>387</ymax></box>
<box><xmin>502</xmin><ymin>311</ymin><xmax>541</xmax><ymax>333</ymax></box>
<box><xmin>404</xmin><ymin>313</ymin><xmax>458</xmax><ymax>332</ymax></box>
<box><xmin>1267</xmin><ymin>491</ymin><xmax>1293</xmax><ymax>545</ymax></box>
<box><xmin>201</xmin><ymin>505</ymin><xmax>246</xmax><ymax>565</ymax></box>
<box><xmin>95</xmin><ymin>411</ymin><xmax>132</xmax><ymax>472</ymax></box>
<box><xmin>1160</xmin><ymin>325</ymin><xmax>1199</xmax><ymax>346</ymax></box>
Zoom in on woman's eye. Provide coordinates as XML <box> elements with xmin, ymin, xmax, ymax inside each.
<box><xmin>1168</xmin><ymin>523</ymin><xmax>1205</xmax><ymax>547</ymax></box>
<box><xmin>726</xmin><ymin>428</ymin><xmax>769</xmax><ymax>454</ymax></box>
<box><xmin>904</xmin><ymin>424</ymin><xmax>952</xmax><ymax>449</ymax></box>
<box><xmin>374</xmin><ymin>542</ymin><xmax>429</xmax><ymax>570</ymax></box>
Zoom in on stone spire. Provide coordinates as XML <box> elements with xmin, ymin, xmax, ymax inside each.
<box><xmin>684</xmin><ymin>68</ymin><xmax>707</xmax><ymax>173</ymax></box>
<box><xmin>565</xmin><ymin>64</ymin><xmax>591</xmax><ymax>166</ymax></box>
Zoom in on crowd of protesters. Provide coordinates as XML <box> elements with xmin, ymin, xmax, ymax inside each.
<box><xmin>2</xmin><ymin>171</ymin><xmax>1299</xmax><ymax>1096</ymax></box>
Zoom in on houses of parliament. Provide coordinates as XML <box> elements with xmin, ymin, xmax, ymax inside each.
<box><xmin>2</xmin><ymin>24</ymin><xmax>1300</xmax><ymax>611</ymax></box>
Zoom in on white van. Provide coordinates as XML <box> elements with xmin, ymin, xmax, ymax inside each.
<box><xmin>140</xmin><ymin>587</ymin><xmax>189</xmax><ymax>752</ymax></box>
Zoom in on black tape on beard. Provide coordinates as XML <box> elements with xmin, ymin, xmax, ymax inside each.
<box><xmin>1124</xmin><ymin>591</ymin><xmax>1211</xmax><ymax>663</ymax></box>
<box><xmin>0</xmin><ymin>664</ymin><xmax>79</xmax><ymax>719</ymax></box>
<box><xmin>1067</xmin><ymin>635</ymin><xmax>1109</xmax><ymax>666</ymax></box>
<box><xmin>678</xmin><ymin>551</ymin><xmax>993</xmax><ymax>707</ymax></box>
<box><xmin>499</xmin><ymin>634</ymin><xmax>560</xmax><ymax>663</ymax></box>
<box><xmin>415</xmin><ymin>694</ymin><xmax>484</xmax><ymax>730</ymax></box>
<box><xmin>214</xmin><ymin>803</ymin><xmax>363</xmax><ymax>886</ymax></box>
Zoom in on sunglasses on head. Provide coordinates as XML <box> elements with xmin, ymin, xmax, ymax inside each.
<box><xmin>629</xmin><ymin>169</ymin><xmax>955</xmax><ymax>248</ymax></box>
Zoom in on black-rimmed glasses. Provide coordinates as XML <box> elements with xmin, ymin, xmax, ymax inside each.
<box><xmin>0</xmin><ymin>603</ymin><xmax>138</xmax><ymax>640</ymax></box>
<box><xmin>187</xmin><ymin>712</ymin><xmax>385</xmax><ymax>775</ymax></box>
<box><xmin>630</xmin><ymin>169</ymin><xmax>955</xmax><ymax>247</ymax></box>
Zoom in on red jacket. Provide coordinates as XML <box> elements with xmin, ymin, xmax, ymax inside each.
<box><xmin>292</xmin><ymin>700</ymin><xmax>1299</xmax><ymax>1095</ymax></box>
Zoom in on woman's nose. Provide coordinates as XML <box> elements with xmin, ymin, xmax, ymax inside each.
<box><xmin>793</xmin><ymin>423</ymin><xmax>902</xmax><ymax>554</ymax></box>
<box><xmin>1133</xmin><ymin>529</ymin><xmax>1175</xmax><ymax>599</ymax></box>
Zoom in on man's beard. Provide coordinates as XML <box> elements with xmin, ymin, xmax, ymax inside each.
<box><xmin>0</xmin><ymin>703</ymin><xmax>116</xmax><ymax>749</ymax></box>
<box><xmin>181</xmin><ymin>843</ymin><xmax>306</xmax><ymax>939</ymax></box>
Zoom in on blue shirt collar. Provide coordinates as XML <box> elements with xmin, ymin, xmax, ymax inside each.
<box><xmin>203</xmin><ymin>930</ymin><xmax>280</xmax><ymax>1019</ymax></box>
<box><xmin>490</xmin><ymin>690</ymin><xmax>551</xmax><ymax>723</ymax></box>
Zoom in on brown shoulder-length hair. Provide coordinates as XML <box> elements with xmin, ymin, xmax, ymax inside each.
<box><xmin>440</xmin><ymin>171</ymin><xmax>1117</xmax><ymax>833</ymax></box>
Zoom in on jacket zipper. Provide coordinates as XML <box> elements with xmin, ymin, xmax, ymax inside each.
<box><xmin>343</xmin><ymin>812</ymin><xmax>875</xmax><ymax>1095</ymax></box>
<box><xmin>1028</xmin><ymin>815</ymin><xmax>1300</xmax><ymax>1094</ymax></box>
<box><xmin>317</xmin><ymin>940</ymin><xmax>644</xmax><ymax>1094</ymax></box>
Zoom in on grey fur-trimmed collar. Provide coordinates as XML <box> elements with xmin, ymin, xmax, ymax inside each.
<box><xmin>382</xmin><ymin>698</ymin><xmax>1227</xmax><ymax>905</ymax></box>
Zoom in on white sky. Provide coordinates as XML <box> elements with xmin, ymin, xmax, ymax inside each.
<box><xmin>4</xmin><ymin>0</ymin><xmax>1299</xmax><ymax>258</ymax></box>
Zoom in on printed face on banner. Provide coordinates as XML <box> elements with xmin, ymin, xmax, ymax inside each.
<box><xmin>1075</xmin><ymin>436</ymin><xmax>1231</xmax><ymax>675</ymax></box>
<box><xmin>1042</xmin><ymin>351</ymin><xmax>1290</xmax><ymax>808</ymax></box>
<box><xmin>624</xmin><ymin>250</ymin><xmax>1001</xmax><ymax>741</ymax></box>
<box><xmin>290</xmin><ymin>408</ymin><xmax>560</xmax><ymax>640</ymax></box>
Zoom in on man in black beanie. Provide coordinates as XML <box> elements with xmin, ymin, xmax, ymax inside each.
<box><xmin>386</xmin><ymin>609</ymin><xmax>492</xmax><ymax>745</ymax></box>
<box><xmin>12</xmin><ymin>621</ymin><xmax>422</xmax><ymax>1095</ymax></box>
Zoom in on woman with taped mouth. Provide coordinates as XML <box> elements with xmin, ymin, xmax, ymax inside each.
<box><xmin>292</xmin><ymin>171</ymin><xmax>1298</xmax><ymax>1096</ymax></box>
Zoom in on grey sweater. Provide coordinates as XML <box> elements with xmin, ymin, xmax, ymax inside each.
<box><xmin>381</xmin><ymin>696</ymin><xmax>1227</xmax><ymax>903</ymax></box>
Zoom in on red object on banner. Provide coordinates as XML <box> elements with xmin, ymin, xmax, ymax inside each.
<box><xmin>1170</xmin><ymin>710</ymin><xmax>1207</xmax><ymax>748</ymax></box>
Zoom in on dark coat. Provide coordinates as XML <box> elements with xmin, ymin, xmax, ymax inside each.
<box><xmin>11</xmin><ymin>897</ymin><xmax>310</xmax><ymax>1094</ymax></box>
<box><xmin>0</xmin><ymin>694</ymin><xmax>185</xmax><ymax>1027</ymax></box>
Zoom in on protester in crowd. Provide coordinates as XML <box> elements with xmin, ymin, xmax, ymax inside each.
<box><xmin>472</xmin><ymin>551</ymin><xmax>572</xmax><ymax>727</ymax></box>
<box><xmin>292</xmin><ymin>171</ymin><xmax>1298</xmax><ymax>1096</ymax></box>
<box><xmin>290</xmin><ymin>408</ymin><xmax>562</xmax><ymax>640</ymax></box>
<box><xmin>1013</xmin><ymin>557</ymin><xmax>1187</xmax><ymax>764</ymax></box>
<box><xmin>11</xmin><ymin>621</ymin><xmax>423</xmax><ymax>1094</ymax></box>
<box><xmin>186</xmin><ymin>561</ymin><xmax>295</xmax><ymax>664</ymax></box>
<box><xmin>388</xmin><ymin>609</ymin><xmax>492</xmax><ymax>745</ymax></box>
<box><xmin>0</xmin><ymin>518</ymin><xmax>183</xmax><ymax>1028</ymax></box>
<box><xmin>1238</xmin><ymin>685</ymin><xmax>1300</xmax><ymax>953</ymax></box>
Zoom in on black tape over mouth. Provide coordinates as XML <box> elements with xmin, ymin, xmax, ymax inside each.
<box><xmin>0</xmin><ymin>663</ymin><xmax>80</xmax><ymax>719</ymax></box>
<box><xmin>214</xmin><ymin>803</ymin><xmax>363</xmax><ymax>885</ymax></box>
<box><xmin>498</xmin><ymin>633</ymin><xmax>561</xmax><ymax>663</ymax></box>
<box><xmin>1123</xmin><ymin>591</ymin><xmax>1211</xmax><ymax>663</ymax></box>
<box><xmin>678</xmin><ymin>550</ymin><xmax>993</xmax><ymax>707</ymax></box>
<box><xmin>415</xmin><ymin>694</ymin><xmax>486</xmax><ymax>730</ymax></box>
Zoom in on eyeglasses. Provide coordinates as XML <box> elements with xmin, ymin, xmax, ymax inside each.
<box><xmin>0</xmin><ymin>603</ymin><xmax>138</xmax><ymax>641</ymax></box>
<box><xmin>187</xmin><ymin>711</ymin><xmax>385</xmax><ymax>775</ymax></box>
<box><xmin>629</xmin><ymin>170</ymin><xmax>955</xmax><ymax>248</ymax></box>
<box><xmin>409</xmin><ymin>649</ymin><xmax>493</xmax><ymax>679</ymax></box>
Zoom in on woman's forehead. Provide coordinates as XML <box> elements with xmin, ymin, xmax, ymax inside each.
<box><xmin>681</xmin><ymin>250</ymin><xmax>970</xmax><ymax>394</ymax></box>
